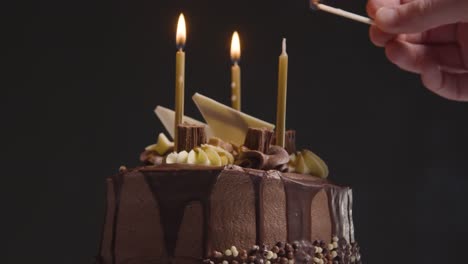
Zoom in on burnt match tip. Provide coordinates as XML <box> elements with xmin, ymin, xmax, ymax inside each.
<box><xmin>309</xmin><ymin>0</ymin><xmax>320</xmax><ymax>10</ymax></box>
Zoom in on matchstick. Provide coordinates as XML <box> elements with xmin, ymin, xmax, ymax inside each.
<box><xmin>311</xmin><ymin>1</ymin><xmax>374</xmax><ymax>25</ymax></box>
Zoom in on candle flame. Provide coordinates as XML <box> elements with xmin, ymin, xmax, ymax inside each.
<box><xmin>230</xmin><ymin>31</ymin><xmax>241</xmax><ymax>62</ymax></box>
<box><xmin>176</xmin><ymin>13</ymin><xmax>186</xmax><ymax>48</ymax></box>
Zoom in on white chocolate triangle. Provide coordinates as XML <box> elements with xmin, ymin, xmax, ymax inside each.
<box><xmin>154</xmin><ymin>106</ymin><xmax>213</xmax><ymax>140</ymax></box>
<box><xmin>192</xmin><ymin>93</ymin><xmax>275</xmax><ymax>146</ymax></box>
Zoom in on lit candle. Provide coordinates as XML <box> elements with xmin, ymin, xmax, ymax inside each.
<box><xmin>276</xmin><ymin>38</ymin><xmax>288</xmax><ymax>148</ymax></box>
<box><xmin>174</xmin><ymin>13</ymin><xmax>186</xmax><ymax>150</ymax></box>
<box><xmin>230</xmin><ymin>31</ymin><xmax>241</xmax><ymax>111</ymax></box>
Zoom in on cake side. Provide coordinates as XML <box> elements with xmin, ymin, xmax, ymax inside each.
<box><xmin>97</xmin><ymin>165</ymin><xmax>360</xmax><ymax>264</ymax></box>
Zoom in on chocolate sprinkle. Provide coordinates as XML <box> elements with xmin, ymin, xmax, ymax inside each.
<box><xmin>204</xmin><ymin>238</ymin><xmax>362</xmax><ymax>264</ymax></box>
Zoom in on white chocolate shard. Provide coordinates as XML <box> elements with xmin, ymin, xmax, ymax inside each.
<box><xmin>154</xmin><ymin>105</ymin><xmax>213</xmax><ymax>140</ymax></box>
<box><xmin>145</xmin><ymin>133</ymin><xmax>174</xmax><ymax>155</ymax></box>
<box><xmin>192</xmin><ymin>93</ymin><xmax>275</xmax><ymax>146</ymax></box>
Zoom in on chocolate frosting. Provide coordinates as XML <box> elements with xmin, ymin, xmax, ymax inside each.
<box><xmin>282</xmin><ymin>177</ymin><xmax>322</xmax><ymax>241</ymax></box>
<box><xmin>235</xmin><ymin>145</ymin><xmax>289</xmax><ymax>171</ymax></box>
<box><xmin>144</xmin><ymin>167</ymin><xmax>223</xmax><ymax>258</ymax></box>
<box><xmin>99</xmin><ymin>165</ymin><xmax>357</xmax><ymax>264</ymax></box>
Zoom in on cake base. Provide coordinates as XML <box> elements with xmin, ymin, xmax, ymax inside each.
<box><xmin>97</xmin><ymin>165</ymin><xmax>361</xmax><ymax>264</ymax></box>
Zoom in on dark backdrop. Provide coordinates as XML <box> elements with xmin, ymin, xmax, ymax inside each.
<box><xmin>5</xmin><ymin>0</ymin><xmax>468</xmax><ymax>263</ymax></box>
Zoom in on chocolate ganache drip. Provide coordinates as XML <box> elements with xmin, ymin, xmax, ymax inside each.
<box><xmin>143</xmin><ymin>167</ymin><xmax>223</xmax><ymax>258</ymax></box>
<box><xmin>282</xmin><ymin>177</ymin><xmax>322</xmax><ymax>241</ymax></box>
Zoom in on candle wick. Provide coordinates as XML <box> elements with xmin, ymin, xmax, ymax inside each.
<box><xmin>282</xmin><ymin>38</ymin><xmax>287</xmax><ymax>55</ymax></box>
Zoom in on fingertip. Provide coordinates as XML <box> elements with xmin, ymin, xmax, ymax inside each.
<box><xmin>366</xmin><ymin>1</ymin><xmax>379</xmax><ymax>18</ymax></box>
<box><xmin>384</xmin><ymin>40</ymin><xmax>402</xmax><ymax>65</ymax></box>
<box><xmin>376</xmin><ymin>7</ymin><xmax>401</xmax><ymax>33</ymax></box>
<box><xmin>369</xmin><ymin>25</ymin><xmax>396</xmax><ymax>47</ymax></box>
<box><xmin>369</xmin><ymin>26</ymin><xmax>382</xmax><ymax>47</ymax></box>
<box><xmin>421</xmin><ymin>63</ymin><xmax>442</xmax><ymax>92</ymax></box>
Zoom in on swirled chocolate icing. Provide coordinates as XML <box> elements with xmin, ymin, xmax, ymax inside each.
<box><xmin>97</xmin><ymin>165</ymin><xmax>359</xmax><ymax>264</ymax></box>
<box><xmin>235</xmin><ymin>145</ymin><xmax>290</xmax><ymax>172</ymax></box>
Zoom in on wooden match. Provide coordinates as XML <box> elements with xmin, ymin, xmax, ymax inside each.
<box><xmin>311</xmin><ymin>1</ymin><xmax>374</xmax><ymax>25</ymax></box>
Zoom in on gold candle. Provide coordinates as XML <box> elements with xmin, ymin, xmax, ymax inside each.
<box><xmin>174</xmin><ymin>13</ymin><xmax>186</xmax><ymax>150</ymax></box>
<box><xmin>230</xmin><ymin>31</ymin><xmax>241</xmax><ymax>111</ymax></box>
<box><xmin>276</xmin><ymin>38</ymin><xmax>288</xmax><ymax>148</ymax></box>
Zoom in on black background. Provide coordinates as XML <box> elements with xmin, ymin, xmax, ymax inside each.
<box><xmin>5</xmin><ymin>0</ymin><xmax>468</xmax><ymax>263</ymax></box>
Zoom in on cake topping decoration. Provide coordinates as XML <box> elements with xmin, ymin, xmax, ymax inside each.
<box><xmin>244</xmin><ymin>127</ymin><xmax>274</xmax><ymax>153</ymax></box>
<box><xmin>166</xmin><ymin>144</ymin><xmax>234</xmax><ymax>166</ymax></box>
<box><xmin>144</xmin><ymin>132</ymin><xmax>174</xmax><ymax>155</ymax></box>
<box><xmin>236</xmin><ymin>145</ymin><xmax>289</xmax><ymax>171</ymax></box>
<box><xmin>192</xmin><ymin>93</ymin><xmax>275</xmax><ymax>146</ymax></box>
<box><xmin>204</xmin><ymin>238</ymin><xmax>361</xmax><ymax>264</ymax></box>
<box><xmin>289</xmin><ymin>149</ymin><xmax>329</xmax><ymax>178</ymax></box>
<box><xmin>175</xmin><ymin>123</ymin><xmax>207</xmax><ymax>152</ymax></box>
<box><xmin>155</xmin><ymin>105</ymin><xmax>213</xmax><ymax>139</ymax></box>
<box><xmin>144</xmin><ymin>94</ymin><xmax>330</xmax><ymax>177</ymax></box>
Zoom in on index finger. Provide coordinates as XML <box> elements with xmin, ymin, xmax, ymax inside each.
<box><xmin>366</xmin><ymin>0</ymin><xmax>413</xmax><ymax>18</ymax></box>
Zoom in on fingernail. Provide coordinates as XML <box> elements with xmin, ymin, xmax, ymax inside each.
<box><xmin>376</xmin><ymin>7</ymin><xmax>398</xmax><ymax>25</ymax></box>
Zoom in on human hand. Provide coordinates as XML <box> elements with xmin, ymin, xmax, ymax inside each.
<box><xmin>367</xmin><ymin>0</ymin><xmax>468</xmax><ymax>101</ymax></box>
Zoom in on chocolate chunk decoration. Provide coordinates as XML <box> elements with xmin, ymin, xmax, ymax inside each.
<box><xmin>244</xmin><ymin>128</ymin><xmax>274</xmax><ymax>153</ymax></box>
<box><xmin>272</xmin><ymin>130</ymin><xmax>296</xmax><ymax>154</ymax></box>
<box><xmin>176</xmin><ymin>123</ymin><xmax>207</xmax><ymax>152</ymax></box>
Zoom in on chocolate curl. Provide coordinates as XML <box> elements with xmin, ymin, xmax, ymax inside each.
<box><xmin>176</xmin><ymin>123</ymin><xmax>207</xmax><ymax>152</ymax></box>
<box><xmin>272</xmin><ymin>130</ymin><xmax>296</xmax><ymax>154</ymax></box>
<box><xmin>236</xmin><ymin>145</ymin><xmax>290</xmax><ymax>172</ymax></box>
<box><xmin>236</xmin><ymin>147</ymin><xmax>265</xmax><ymax>169</ymax></box>
<box><xmin>243</xmin><ymin>128</ymin><xmax>274</xmax><ymax>153</ymax></box>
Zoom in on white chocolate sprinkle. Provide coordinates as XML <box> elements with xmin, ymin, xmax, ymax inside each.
<box><xmin>224</xmin><ymin>249</ymin><xmax>232</xmax><ymax>256</ymax></box>
<box><xmin>266</xmin><ymin>251</ymin><xmax>274</xmax><ymax>260</ymax></box>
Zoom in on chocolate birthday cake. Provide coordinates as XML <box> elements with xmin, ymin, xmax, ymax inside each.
<box><xmin>96</xmin><ymin>94</ymin><xmax>362</xmax><ymax>264</ymax></box>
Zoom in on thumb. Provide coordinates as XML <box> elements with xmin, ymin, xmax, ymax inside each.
<box><xmin>375</xmin><ymin>0</ymin><xmax>468</xmax><ymax>34</ymax></box>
